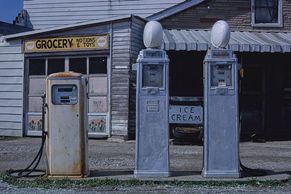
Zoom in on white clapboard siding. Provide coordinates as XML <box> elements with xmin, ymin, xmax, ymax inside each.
<box><xmin>23</xmin><ymin>0</ymin><xmax>184</xmax><ymax>29</ymax></box>
<box><xmin>0</xmin><ymin>45</ymin><xmax>24</xmax><ymax>137</ymax></box>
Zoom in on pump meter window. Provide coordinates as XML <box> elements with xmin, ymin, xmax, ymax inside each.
<box><xmin>211</xmin><ymin>64</ymin><xmax>232</xmax><ymax>87</ymax></box>
<box><xmin>52</xmin><ymin>85</ymin><xmax>78</xmax><ymax>105</ymax></box>
<box><xmin>142</xmin><ymin>64</ymin><xmax>163</xmax><ymax>88</ymax></box>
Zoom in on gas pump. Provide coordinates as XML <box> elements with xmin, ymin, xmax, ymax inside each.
<box><xmin>202</xmin><ymin>21</ymin><xmax>240</xmax><ymax>178</ymax></box>
<box><xmin>45</xmin><ymin>72</ymin><xmax>89</xmax><ymax>177</ymax></box>
<box><xmin>135</xmin><ymin>21</ymin><xmax>170</xmax><ymax>177</ymax></box>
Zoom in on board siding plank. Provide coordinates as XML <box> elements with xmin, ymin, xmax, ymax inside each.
<box><xmin>0</xmin><ymin>47</ymin><xmax>22</xmax><ymax>54</ymax></box>
<box><xmin>0</xmin><ymin>122</ymin><xmax>23</xmax><ymax>130</ymax></box>
<box><xmin>0</xmin><ymin>129</ymin><xmax>23</xmax><ymax>137</ymax></box>
<box><xmin>0</xmin><ymin>61</ymin><xmax>24</xmax><ymax>69</ymax></box>
<box><xmin>0</xmin><ymin>107</ymin><xmax>23</xmax><ymax>115</ymax></box>
<box><xmin>0</xmin><ymin>99</ymin><xmax>23</xmax><ymax>107</ymax></box>
<box><xmin>0</xmin><ymin>69</ymin><xmax>24</xmax><ymax>77</ymax></box>
<box><xmin>0</xmin><ymin>114</ymin><xmax>22</xmax><ymax>122</ymax></box>
<box><xmin>0</xmin><ymin>84</ymin><xmax>23</xmax><ymax>92</ymax></box>
<box><xmin>0</xmin><ymin>77</ymin><xmax>23</xmax><ymax>84</ymax></box>
<box><xmin>0</xmin><ymin>54</ymin><xmax>24</xmax><ymax>62</ymax></box>
<box><xmin>0</xmin><ymin>92</ymin><xmax>24</xmax><ymax>99</ymax></box>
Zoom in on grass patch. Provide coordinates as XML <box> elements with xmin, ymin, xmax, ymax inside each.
<box><xmin>1</xmin><ymin>173</ymin><xmax>291</xmax><ymax>189</ymax></box>
<box><xmin>0</xmin><ymin>136</ymin><xmax>18</xmax><ymax>141</ymax></box>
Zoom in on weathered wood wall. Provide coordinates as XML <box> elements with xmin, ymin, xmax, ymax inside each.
<box><xmin>110</xmin><ymin>19</ymin><xmax>131</xmax><ymax>138</ymax></box>
<box><xmin>0</xmin><ymin>41</ymin><xmax>24</xmax><ymax>136</ymax></box>
<box><xmin>23</xmin><ymin>0</ymin><xmax>183</xmax><ymax>29</ymax></box>
<box><xmin>128</xmin><ymin>17</ymin><xmax>145</xmax><ymax>139</ymax></box>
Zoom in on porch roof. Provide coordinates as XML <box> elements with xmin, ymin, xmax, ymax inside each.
<box><xmin>163</xmin><ymin>29</ymin><xmax>291</xmax><ymax>53</ymax></box>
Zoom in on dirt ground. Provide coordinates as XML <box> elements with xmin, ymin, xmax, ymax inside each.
<box><xmin>1</xmin><ymin>137</ymin><xmax>291</xmax><ymax>193</ymax></box>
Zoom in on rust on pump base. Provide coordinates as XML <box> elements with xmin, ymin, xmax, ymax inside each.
<box><xmin>48</xmin><ymin>71</ymin><xmax>82</xmax><ymax>78</ymax></box>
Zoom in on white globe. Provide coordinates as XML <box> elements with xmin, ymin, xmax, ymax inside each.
<box><xmin>143</xmin><ymin>21</ymin><xmax>163</xmax><ymax>48</ymax></box>
<box><xmin>210</xmin><ymin>20</ymin><xmax>230</xmax><ymax>48</ymax></box>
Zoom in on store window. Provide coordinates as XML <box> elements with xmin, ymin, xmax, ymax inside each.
<box><xmin>89</xmin><ymin>57</ymin><xmax>107</xmax><ymax>74</ymax></box>
<box><xmin>29</xmin><ymin>59</ymin><xmax>45</xmax><ymax>75</ymax></box>
<box><xmin>48</xmin><ymin>58</ymin><xmax>65</xmax><ymax>75</ymax></box>
<box><xmin>251</xmin><ymin>0</ymin><xmax>283</xmax><ymax>27</ymax></box>
<box><xmin>69</xmin><ymin>58</ymin><xmax>87</xmax><ymax>74</ymax></box>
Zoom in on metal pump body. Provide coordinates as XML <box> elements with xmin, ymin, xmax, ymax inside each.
<box><xmin>203</xmin><ymin>49</ymin><xmax>240</xmax><ymax>178</ymax></box>
<box><xmin>135</xmin><ymin>48</ymin><xmax>170</xmax><ymax>177</ymax></box>
<box><xmin>45</xmin><ymin>72</ymin><xmax>89</xmax><ymax>177</ymax></box>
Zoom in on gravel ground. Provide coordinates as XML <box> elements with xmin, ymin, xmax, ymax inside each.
<box><xmin>1</xmin><ymin>137</ymin><xmax>291</xmax><ymax>193</ymax></box>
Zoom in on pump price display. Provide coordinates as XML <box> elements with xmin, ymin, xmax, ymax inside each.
<box><xmin>24</xmin><ymin>35</ymin><xmax>109</xmax><ymax>53</ymax></box>
<box><xmin>169</xmin><ymin>105</ymin><xmax>203</xmax><ymax>124</ymax></box>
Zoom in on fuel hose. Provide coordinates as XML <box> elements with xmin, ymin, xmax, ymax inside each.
<box><xmin>240</xmin><ymin>161</ymin><xmax>268</xmax><ymax>177</ymax></box>
<box><xmin>6</xmin><ymin>94</ymin><xmax>47</xmax><ymax>178</ymax></box>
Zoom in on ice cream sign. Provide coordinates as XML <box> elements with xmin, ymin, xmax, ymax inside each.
<box><xmin>24</xmin><ymin>35</ymin><xmax>109</xmax><ymax>53</ymax></box>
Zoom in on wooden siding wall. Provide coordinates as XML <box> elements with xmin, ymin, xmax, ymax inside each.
<box><xmin>23</xmin><ymin>0</ymin><xmax>183</xmax><ymax>29</ymax></box>
<box><xmin>161</xmin><ymin>0</ymin><xmax>291</xmax><ymax>32</ymax></box>
<box><xmin>128</xmin><ymin>17</ymin><xmax>145</xmax><ymax>139</ymax></box>
<box><xmin>110</xmin><ymin>20</ymin><xmax>132</xmax><ymax>138</ymax></box>
<box><xmin>0</xmin><ymin>42</ymin><xmax>24</xmax><ymax>137</ymax></box>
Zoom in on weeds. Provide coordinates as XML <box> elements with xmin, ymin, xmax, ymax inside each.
<box><xmin>0</xmin><ymin>173</ymin><xmax>290</xmax><ymax>189</ymax></box>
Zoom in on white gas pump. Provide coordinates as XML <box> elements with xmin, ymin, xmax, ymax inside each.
<box><xmin>45</xmin><ymin>72</ymin><xmax>89</xmax><ymax>177</ymax></box>
<box><xmin>202</xmin><ymin>21</ymin><xmax>240</xmax><ymax>178</ymax></box>
<box><xmin>135</xmin><ymin>21</ymin><xmax>170</xmax><ymax>177</ymax></box>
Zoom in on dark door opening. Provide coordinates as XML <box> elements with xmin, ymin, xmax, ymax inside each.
<box><xmin>168</xmin><ymin>51</ymin><xmax>204</xmax><ymax>97</ymax></box>
<box><xmin>239</xmin><ymin>53</ymin><xmax>291</xmax><ymax>140</ymax></box>
<box><xmin>168</xmin><ymin>51</ymin><xmax>204</xmax><ymax>143</ymax></box>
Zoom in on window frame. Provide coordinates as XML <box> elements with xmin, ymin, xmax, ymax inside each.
<box><xmin>251</xmin><ymin>0</ymin><xmax>283</xmax><ymax>27</ymax></box>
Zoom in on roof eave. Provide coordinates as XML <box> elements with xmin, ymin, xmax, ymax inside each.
<box><xmin>147</xmin><ymin>0</ymin><xmax>206</xmax><ymax>21</ymax></box>
<box><xmin>3</xmin><ymin>15</ymin><xmax>146</xmax><ymax>40</ymax></box>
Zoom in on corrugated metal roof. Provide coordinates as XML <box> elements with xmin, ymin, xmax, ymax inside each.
<box><xmin>163</xmin><ymin>29</ymin><xmax>291</xmax><ymax>53</ymax></box>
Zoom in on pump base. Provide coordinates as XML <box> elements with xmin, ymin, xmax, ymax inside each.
<box><xmin>134</xmin><ymin>170</ymin><xmax>170</xmax><ymax>178</ymax></box>
<box><xmin>202</xmin><ymin>170</ymin><xmax>240</xmax><ymax>178</ymax></box>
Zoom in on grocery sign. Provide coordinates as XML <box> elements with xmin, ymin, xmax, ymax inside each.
<box><xmin>24</xmin><ymin>35</ymin><xmax>109</xmax><ymax>53</ymax></box>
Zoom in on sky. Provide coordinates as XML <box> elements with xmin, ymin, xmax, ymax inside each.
<box><xmin>0</xmin><ymin>0</ymin><xmax>23</xmax><ymax>23</ymax></box>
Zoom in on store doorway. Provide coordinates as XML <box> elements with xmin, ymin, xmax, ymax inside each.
<box><xmin>239</xmin><ymin>53</ymin><xmax>291</xmax><ymax>140</ymax></box>
<box><xmin>168</xmin><ymin>51</ymin><xmax>204</xmax><ymax>143</ymax></box>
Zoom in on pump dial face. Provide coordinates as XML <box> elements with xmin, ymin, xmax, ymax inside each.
<box><xmin>142</xmin><ymin>64</ymin><xmax>164</xmax><ymax>88</ymax></box>
<box><xmin>210</xmin><ymin>64</ymin><xmax>232</xmax><ymax>88</ymax></box>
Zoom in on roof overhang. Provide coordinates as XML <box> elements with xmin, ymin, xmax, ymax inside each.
<box><xmin>148</xmin><ymin>0</ymin><xmax>206</xmax><ymax>21</ymax></box>
<box><xmin>2</xmin><ymin>15</ymin><xmax>146</xmax><ymax>40</ymax></box>
<box><xmin>163</xmin><ymin>29</ymin><xmax>291</xmax><ymax>53</ymax></box>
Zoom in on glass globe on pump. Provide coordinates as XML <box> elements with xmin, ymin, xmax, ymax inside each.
<box><xmin>143</xmin><ymin>21</ymin><xmax>164</xmax><ymax>49</ymax></box>
<box><xmin>210</xmin><ymin>20</ymin><xmax>230</xmax><ymax>49</ymax></box>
